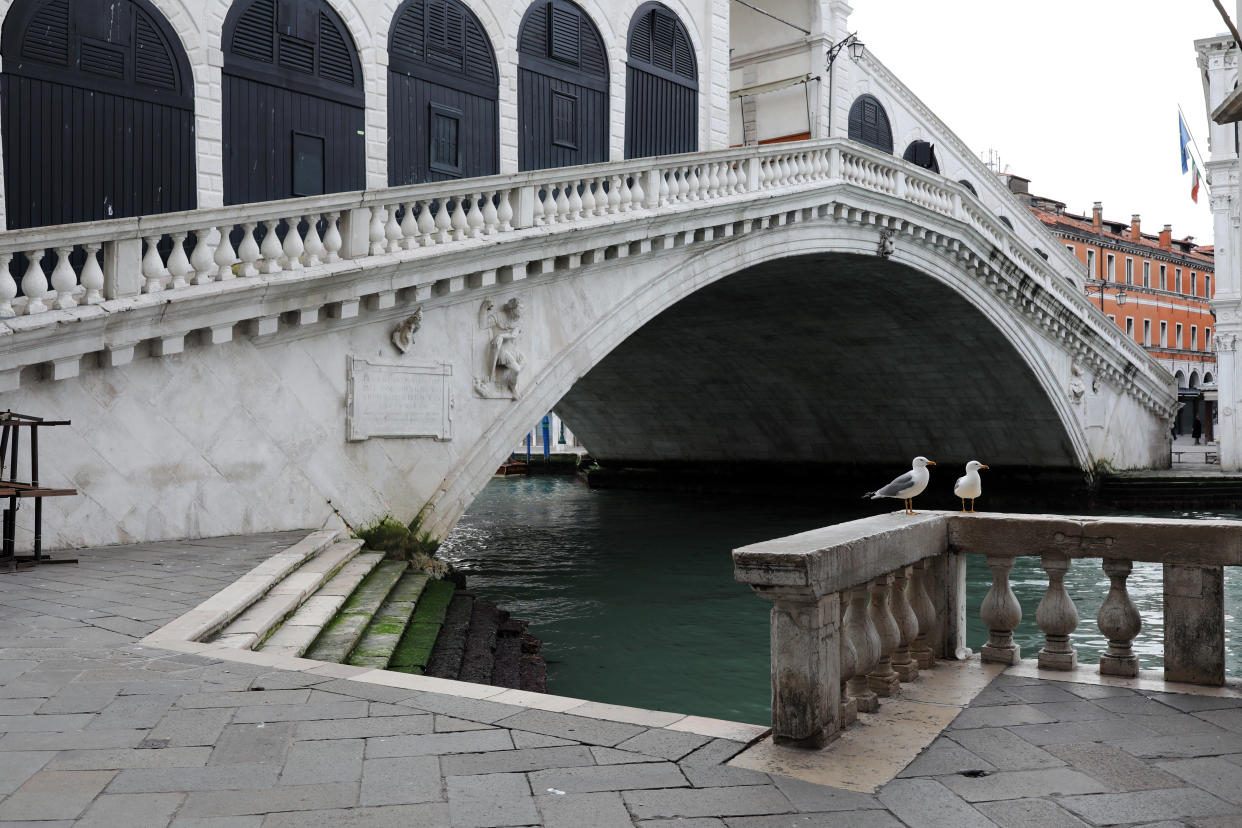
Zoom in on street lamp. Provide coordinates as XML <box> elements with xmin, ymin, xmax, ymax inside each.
<box><xmin>826</xmin><ymin>33</ymin><xmax>865</xmax><ymax>136</ymax></box>
<box><xmin>1086</xmin><ymin>281</ymin><xmax>1126</xmax><ymax>312</ymax></box>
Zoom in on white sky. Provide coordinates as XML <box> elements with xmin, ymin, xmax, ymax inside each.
<box><xmin>848</xmin><ymin>1</ymin><xmax>1228</xmax><ymax>245</ymax></box>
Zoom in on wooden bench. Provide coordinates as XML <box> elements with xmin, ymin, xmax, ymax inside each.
<box><xmin>0</xmin><ymin>412</ymin><xmax>78</xmax><ymax>572</ymax></box>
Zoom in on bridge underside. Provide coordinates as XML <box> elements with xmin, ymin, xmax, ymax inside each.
<box><xmin>557</xmin><ymin>253</ymin><xmax>1079</xmax><ymax>479</ymax></box>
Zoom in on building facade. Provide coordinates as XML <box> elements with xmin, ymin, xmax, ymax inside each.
<box><xmin>1004</xmin><ymin>176</ymin><xmax>1217</xmax><ymax>439</ymax></box>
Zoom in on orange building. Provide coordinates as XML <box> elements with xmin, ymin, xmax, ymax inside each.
<box><xmin>1003</xmin><ymin>175</ymin><xmax>1216</xmax><ymax>439</ymax></box>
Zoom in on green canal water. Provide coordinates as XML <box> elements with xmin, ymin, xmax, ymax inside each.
<box><xmin>438</xmin><ymin>476</ymin><xmax>1242</xmax><ymax>727</ymax></box>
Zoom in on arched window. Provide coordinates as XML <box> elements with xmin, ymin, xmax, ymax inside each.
<box><xmin>958</xmin><ymin>179</ymin><xmax>978</xmax><ymax>196</ymax></box>
<box><xmin>517</xmin><ymin>0</ymin><xmax>608</xmax><ymax>171</ymax></box>
<box><xmin>1190</xmin><ymin>371</ymin><xmax>1201</xmax><ymax>388</ymax></box>
<box><xmin>902</xmin><ymin>140</ymin><xmax>938</xmax><ymax>173</ymax></box>
<box><xmin>222</xmin><ymin>0</ymin><xmax>364</xmax><ymax>204</ymax></box>
<box><xmin>0</xmin><ymin>0</ymin><xmax>194</xmax><ymax>228</ymax></box>
<box><xmin>998</xmin><ymin>215</ymin><xmax>1013</xmax><ymax>230</ymax></box>
<box><xmin>625</xmin><ymin>2</ymin><xmax>696</xmax><ymax>159</ymax></box>
<box><xmin>847</xmin><ymin>94</ymin><xmax>892</xmax><ymax>154</ymax></box>
<box><xmin>388</xmin><ymin>0</ymin><xmax>498</xmax><ymax>184</ymax></box>
<box><xmin>1205</xmin><ymin>372</ymin><xmax>1214</xmax><ymax>383</ymax></box>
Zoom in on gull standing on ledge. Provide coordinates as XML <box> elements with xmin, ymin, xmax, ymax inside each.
<box><xmin>953</xmin><ymin>460</ymin><xmax>989</xmax><ymax>512</ymax></box>
<box><xmin>863</xmin><ymin>456</ymin><xmax>936</xmax><ymax>515</ymax></box>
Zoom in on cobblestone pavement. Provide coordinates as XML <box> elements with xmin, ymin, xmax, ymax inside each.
<box><xmin>1</xmin><ymin>535</ymin><xmax>1241</xmax><ymax>826</ymax></box>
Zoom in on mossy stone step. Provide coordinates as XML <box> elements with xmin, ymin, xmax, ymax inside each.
<box><xmin>387</xmin><ymin>579</ymin><xmax>456</xmax><ymax>674</ymax></box>
<box><xmin>303</xmin><ymin>560</ymin><xmax>408</xmax><ymax>663</ymax></box>
<box><xmin>425</xmin><ymin>593</ymin><xmax>475</xmax><ymax>679</ymax></box>
<box><xmin>345</xmin><ymin>571</ymin><xmax>430</xmax><ymax>669</ymax></box>
<box><xmin>259</xmin><ymin>551</ymin><xmax>386</xmax><ymax>658</ymax></box>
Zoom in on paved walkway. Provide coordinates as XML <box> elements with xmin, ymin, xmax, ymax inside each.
<box><xmin>1</xmin><ymin>535</ymin><xmax>1241</xmax><ymax>826</ymax></box>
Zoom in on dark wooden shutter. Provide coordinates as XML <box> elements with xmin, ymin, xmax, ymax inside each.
<box><xmin>847</xmin><ymin>94</ymin><xmax>893</xmax><ymax>154</ymax></box>
<box><xmin>624</xmin><ymin>2</ymin><xmax>696</xmax><ymax>159</ymax></box>
<box><xmin>1</xmin><ymin>0</ymin><xmax>195</xmax><ymax>228</ymax></box>
<box><xmin>902</xmin><ymin>140</ymin><xmax>939</xmax><ymax>173</ymax></box>
<box><xmin>317</xmin><ymin>11</ymin><xmax>354</xmax><ymax>85</ymax></box>
<box><xmin>232</xmin><ymin>0</ymin><xmax>275</xmax><ymax>62</ymax></box>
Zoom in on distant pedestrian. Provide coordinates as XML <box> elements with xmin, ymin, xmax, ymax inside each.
<box><xmin>1193</xmin><ymin>416</ymin><xmax>1203</xmax><ymax>445</ymax></box>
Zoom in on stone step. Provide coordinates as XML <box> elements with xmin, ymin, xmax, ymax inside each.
<box><xmin>211</xmin><ymin>538</ymin><xmax>365</xmax><ymax>649</ymax></box>
<box><xmin>345</xmin><ymin>570</ymin><xmax>431</xmax><ymax>669</ymax></box>
<box><xmin>519</xmin><ymin>648</ymin><xmax>548</xmax><ymax>693</ymax></box>
<box><xmin>258</xmin><ymin>551</ymin><xmax>387</xmax><ymax>658</ymax></box>
<box><xmin>458</xmin><ymin>599</ymin><xmax>500</xmax><ymax>685</ymax></box>
<box><xmin>425</xmin><ymin>593</ymin><xmax>475</xmax><ymax>679</ymax></box>
<box><xmin>387</xmin><ymin>578</ymin><xmax>456</xmax><ymax>674</ymax></box>
<box><xmin>303</xmin><ymin>560</ymin><xmax>409</xmax><ymax>663</ymax></box>
<box><xmin>491</xmin><ymin>630</ymin><xmax>523</xmax><ymax>689</ymax></box>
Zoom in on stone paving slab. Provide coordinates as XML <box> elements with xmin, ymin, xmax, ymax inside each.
<box><xmin>1</xmin><ymin>532</ymin><xmax>1241</xmax><ymax>826</ymax></box>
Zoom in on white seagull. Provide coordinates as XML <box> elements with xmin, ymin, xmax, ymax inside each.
<box><xmin>953</xmin><ymin>460</ymin><xmax>990</xmax><ymax>513</ymax></box>
<box><xmin>863</xmin><ymin>456</ymin><xmax>936</xmax><ymax>515</ymax></box>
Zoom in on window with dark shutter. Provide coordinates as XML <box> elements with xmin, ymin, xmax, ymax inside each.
<box><xmin>224</xmin><ymin>0</ymin><xmax>360</xmax><ymax>100</ymax></box>
<box><xmin>549</xmin><ymin>6</ymin><xmax>581</xmax><ymax>64</ymax></box>
<box><xmin>626</xmin><ymin>3</ymin><xmax>696</xmax><ymax>85</ymax></box>
<box><xmin>429</xmin><ymin>103</ymin><xmax>463</xmax><ymax>175</ymax></box>
<box><xmin>232</xmin><ymin>0</ymin><xmax>276</xmax><ymax>63</ymax></box>
<box><xmin>552</xmin><ymin>91</ymin><xmax>578</xmax><ymax>148</ymax></box>
<box><xmin>21</xmin><ymin>0</ymin><xmax>70</xmax><ymax>65</ymax></box>
<box><xmin>847</xmin><ymin>94</ymin><xmax>893</xmax><ymax>154</ymax></box>
<box><xmin>902</xmin><ymin>140</ymin><xmax>939</xmax><ymax>173</ymax></box>
<box><xmin>292</xmin><ymin>132</ymin><xmax>325</xmax><ymax>195</ymax></box>
<box><xmin>317</xmin><ymin>11</ymin><xmax>355</xmax><ymax>86</ymax></box>
<box><xmin>958</xmin><ymin>179</ymin><xmax>978</xmax><ymax>196</ymax></box>
<box><xmin>134</xmin><ymin>10</ymin><xmax>178</xmax><ymax>89</ymax></box>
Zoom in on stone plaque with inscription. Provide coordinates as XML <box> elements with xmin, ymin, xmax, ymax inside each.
<box><xmin>346</xmin><ymin>358</ymin><xmax>453</xmax><ymax>442</ymax></box>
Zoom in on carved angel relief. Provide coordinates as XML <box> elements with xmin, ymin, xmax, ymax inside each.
<box><xmin>1068</xmin><ymin>360</ymin><xmax>1086</xmax><ymax>404</ymax></box>
<box><xmin>474</xmin><ymin>297</ymin><xmax>525</xmax><ymax>399</ymax></box>
<box><xmin>391</xmin><ymin>306</ymin><xmax>423</xmax><ymax>354</ymax></box>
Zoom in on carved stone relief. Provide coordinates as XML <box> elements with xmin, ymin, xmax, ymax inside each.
<box><xmin>1068</xmin><ymin>361</ymin><xmax>1085</xmax><ymax>404</ymax></box>
<box><xmin>391</xmin><ymin>306</ymin><xmax>423</xmax><ymax>354</ymax></box>
<box><xmin>474</xmin><ymin>297</ymin><xmax>525</xmax><ymax>399</ymax></box>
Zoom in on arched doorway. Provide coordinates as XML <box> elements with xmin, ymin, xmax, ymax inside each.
<box><xmin>388</xmin><ymin>0</ymin><xmax>498</xmax><ymax>184</ymax></box>
<box><xmin>624</xmin><ymin>2</ymin><xmax>696</xmax><ymax>159</ymax></box>
<box><xmin>517</xmin><ymin>0</ymin><xmax>608</xmax><ymax>171</ymax></box>
<box><xmin>847</xmin><ymin>93</ymin><xmax>892</xmax><ymax>154</ymax></box>
<box><xmin>222</xmin><ymin>0</ymin><xmax>365</xmax><ymax>204</ymax></box>
<box><xmin>0</xmin><ymin>0</ymin><xmax>195</xmax><ymax>228</ymax></box>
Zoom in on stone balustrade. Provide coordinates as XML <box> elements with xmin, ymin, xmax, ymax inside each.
<box><xmin>733</xmin><ymin>511</ymin><xmax>1242</xmax><ymax>747</ymax></box>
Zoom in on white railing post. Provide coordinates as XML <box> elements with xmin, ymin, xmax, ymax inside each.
<box><xmin>81</xmin><ymin>244</ymin><xmax>103</xmax><ymax>305</ymax></box>
<box><xmin>337</xmin><ymin>207</ymin><xmax>371</xmax><ymax>259</ymax></box>
<box><xmin>1036</xmin><ymin>555</ymin><xmax>1078</xmax><ymax>670</ymax></box>
<box><xmin>51</xmin><ymin>246</ymin><xmax>77</xmax><ymax>309</ymax></box>
<box><xmin>1098</xmin><ymin>558</ymin><xmax>1141</xmax><ymax>677</ymax></box>
<box><xmin>104</xmin><ymin>238</ymin><xmax>144</xmax><ymax>299</ymax></box>
<box><xmin>1163</xmin><ymin>564</ymin><xmax>1225</xmax><ymax>685</ymax></box>
<box><xmin>981</xmin><ymin>554</ymin><xmax>1022</xmax><ymax>665</ymax></box>
<box><xmin>0</xmin><ymin>253</ymin><xmax>15</xmax><ymax>317</ymax></box>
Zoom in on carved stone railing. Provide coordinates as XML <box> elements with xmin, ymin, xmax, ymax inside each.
<box><xmin>0</xmin><ymin>137</ymin><xmax>1170</xmax><ymax>416</ymax></box>
<box><xmin>734</xmin><ymin>511</ymin><xmax>1242</xmax><ymax>747</ymax></box>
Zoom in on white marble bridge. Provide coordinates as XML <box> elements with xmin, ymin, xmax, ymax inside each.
<box><xmin>0</xmin><ymin>137</ymin><xmax>1177</xmax><ymax>548</ymax></box>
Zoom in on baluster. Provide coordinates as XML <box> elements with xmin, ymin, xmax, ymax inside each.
<box><xmin>654</xmin><ymin>170</ymin><xmax>667</xmax><ymax>205</ymax></box>
<box><xmin>844</xmin><ymin>585</ymin><xmax>879</xmax><ymax>712</ymax></box>
<box><xmin>568</xmin><ymin>180</ymin><xmax>585</xmax><ymax>219</ymax></box>
<box><xmin>21</xmin><ymin>250</ymin><xmax>48</xmax><ymax>313</ymax></box>
<box><xmin>282</xmin><ymin>219</ymin><xmax>305</xmax><ymax>270</ymax></box>
<box><xmin>606</xmin><ymin>176</ymin><xmax>621</xmax><ymax>214</ymax></box>
<box><xmin>707</xmin><ymin>162</ymin><xmax>720</xmax><ymax>198</ymax></box>
<box><xmin>725</xmin><ymin>161</ymin><xmax>738</xmax><ymax>194</ymax></box>
<box><xmin>434</xmin><ymin>198</ymin><xmax>454</xmax><ymax>243</ymax></box>
<box><xmin>81</xmin><ymin>244</ymin><xmax>103</xmax><ymax>304</ymax></box>
<box><xmin>450</xmin><ymin>195</ymin><xmax>469</xmax><ymax>239</ymax></box>
<box><xmin>237</xmin><ymin>223</ymin><xmax>260</xmax><ymax>277</ymax></box>
<box><xmin>167</xmin><ymin>233</ymin><xmax>193</xmax><ymax>289</ymax></box>
<box><xmin>579</xmin><ymin>179</ymin><xmax>596</xmax><ymax>217</ymax></box>
<box><xmin>1098</xmin><ymin>559</ymin><xmax>1141</xmax><ymax>677</ymax></box>
<box><xmin>980</xmin><ymin>555</ymin><xmax>1022</xmax><ymax>665</ymax></box>
<box><xmin>542</xmin><ymin>184</ymin><xmax>559</xmax><ymax>224</ymax></box>
<box><xmin>323</xmin><ymin>213</ymin><xmax>342</xmax><ymax>262</ymax></box>
<box><xmin>910</xmin><ymin>558</ymin><xmax>937</xmax><ymax>668</ymax></box>
<box><xmin>51</xmin><ymin>246</ymin><xmax>77</xmax><ymax>309</ymax></box>
<box><xmin>866</xmin><ymin>575</ymin><xmax>901</xmax><ymax>696</ymax></box>
<box><xmin>686</xmin><ymin>165</ymin><xmax>700</xmax><ymax>200</ymax></box>
<box><xmin>416</xmin><ymin>200</ymin><xmax>437</xmax><ymax>244</ymax></box>
<box><xmin>677</xmin><ymin>167</ymin><xmax>691</xmax><ymax>201</ymax></box>
<box><xmin>302</xmin><ymin>215</ymin><xmax>325</xmax><ymax>265</ymax></box>
<box><xmin>481</xmin><ymin>191</ymin><xmax>499</xmax><ymax>234</ymax></box>
<box><xmin>1036</xmin><ymin>555</ymin><xmax>1078</xmax><ymax>670</ymax></box>
<box><xmin>496</xmin><ymin>190</ymin><xmax>514</xmax><ymax>231</ymax></box>
<box><xmin>465</xmin><ymin>193</ymin><xmax>484</xmax><ymax>237</ymax></box>
<box><xmin>385</xmin><ymin>203</ymin><xmax>403</xmax><ymax>251</ymax></box>
<box><xmin>839</xmin><ymin>597</ymin><xmax>857</xmax><ymax>727</ymax></box>
<box><xmin>368</xmin><ymin>205</ymin><xmax>387</xmax><ymax>255</ymax></box>
<box><xmin>141</xmin><ymin>236</ymin><xmax>166</xmax><ymax>293</ymax></box>
<box><xmin>0</xmin><ymin>253</ymin><xmax>15</xmax><ymax>317</ymax></box>
<box><xmin>549</xmin><ymin>183</ymin><xmax>567</xmax><ymax>222</ymax></box>
<box><xmin>191</xmin><ymin>228</ymin><xmax>215</xmax><ymax>284</ymax></box>
<box><xmin>625</xmin><ymin>174</ymin><xmax>640</xmax><ymax>210</ymax></box>
<box><xmin>260</xmin><ymin>220</ymin><xmax>283</xmax><ymax>274</ymax></box>
<box><xmin>890</xmin><ymin>566</ymin><xmax>919</xmax><ymax>682</ymax></box>
<box><xmin>215</xmin><ymin>224</ymin><xmax>237</xmax><ymax>280</ymax></box>
<box><xmin>399</xmin><ymin>202</ymin><xmax>419</xmax><ymax>249</ymax></box>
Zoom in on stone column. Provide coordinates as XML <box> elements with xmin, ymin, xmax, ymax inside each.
<box><xmin>866</xmin><ymin>575</ymin><xmax>901</xmax><ymax>696</ymax></box>
<box><xmin>764</xmin><ymin>587</ymin><xmax>841</xmax><ymax>747</ymax></box>
<box><xmin>1164</xmin><ymin>564</ymin><xmax>1225</xmax><ymax>685</ymax></box>
<box><xmin>1098</xmin><ymin>559</ymin><xmax>1141</xmax><ymax>677</ymax></box>
<box><xmin>1036</xmin><ymin>555</ymin><xmax>1078</xmax><ymax>670</ymax></box>
<box><xmin>980</xmin><ymin>555</ymin><xmax>1022</xmax><ymax>665</ymax></box>
<box><xmin>910</xmin><ymin>558</ymin><xmax>937</xmax><ymax>668</ymax></box>
<box><xmin>890</xmin><ymin>566</ymin><xmax>919</xmax><ymax>682</ymax></box>
<box><xmin>844</xmin><ymin>585</ymin><xmax>879</xmax><ymax>713</ymax></box>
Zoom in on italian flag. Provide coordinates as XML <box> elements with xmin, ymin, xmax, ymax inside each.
<box><xmin>1191</xmin><ymin>158</ymin><xmax>1201</xmax><ymax>203</ymax></box>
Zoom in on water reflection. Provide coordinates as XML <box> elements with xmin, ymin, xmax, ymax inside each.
<box><xmin>441</xmin><ymin>477</ymin><xmax>1242</xmax><ymax>725</ymax></box>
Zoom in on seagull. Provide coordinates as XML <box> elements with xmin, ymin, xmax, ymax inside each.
<box><xmin>953</xmin><ymin>460</ymin><xmax>990</xmax><ymax>512</ymax></box>
<box><xmin>863</xmin><ymin>456</ymin><xmax>936</xmax><ymax>515</ymax></box>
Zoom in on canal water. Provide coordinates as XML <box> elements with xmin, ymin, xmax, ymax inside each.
<box><xmin>438</xmin><ymin>476</ymin><xmax>1242</xmax><ymax>727</ymax></box>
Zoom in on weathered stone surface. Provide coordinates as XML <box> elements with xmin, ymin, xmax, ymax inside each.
<box><xmin>972</xmin><ymin>799</ymin><xmax>1090</xmax><ymax>828</ymax></box>
<box><xmin>938</xmin><ymin>767</ymin><xmax>1107</xmax><ymax>802</ymax></box>
<box><xmin>1046</xmin><ymin>742</ymin><xmax>1182</xmax><ymax>791</ymax></box>
<box><xmin>946</xmin><ymin>728</ymin><xmax>1063</xmax><ymax>771</ymax></box>
<box><xmin>1058</xmin><ymin>788</ymin><xmax>1236</xmax><ymax>824</ymax></box>
<box><xmin>875</xmin><ymin>778</ymin><xmax>994</xmax><ymax>828</ymax></box>
<box><xmin>1163</xmin><ymin>564</ymin><xmax>1225</xmax><ymax>685</ymax></box>
<box><xmin>446</xmin><ymin>773</ymin><xmax>538</xmax><ymax>828</ymax></box>
<box><xmin>529</xmin><ymin>761</ymin><xmax>689</xmax><ymax>794</ymax></box>
<box><xmin>535</xmin><ymin>792</ymin><xmax>632</xmax><ymax>828</ymax></box>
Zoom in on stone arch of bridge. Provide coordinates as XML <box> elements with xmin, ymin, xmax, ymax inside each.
<box><xmin>425</xmin><ymin>222</ymin><xmax>1089</xmax><ymax>538</ymax></box>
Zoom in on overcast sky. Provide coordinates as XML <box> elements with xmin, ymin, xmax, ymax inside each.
<box><xmin>848</xmin><ymin>1</ymin><xmax>1228</xmax><ymax>245</ymax></box>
